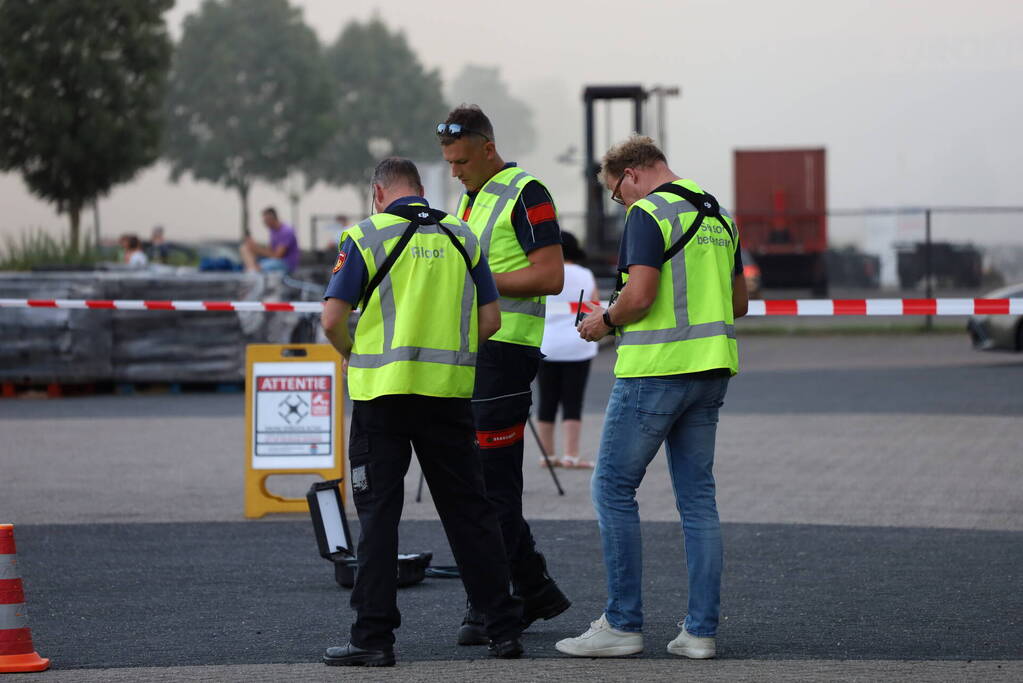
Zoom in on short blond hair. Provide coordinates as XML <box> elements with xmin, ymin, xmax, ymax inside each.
<box><xmin>599</xmin><ymin>135</ymin><xmax>666</xmax><ymax>184</ymax></box>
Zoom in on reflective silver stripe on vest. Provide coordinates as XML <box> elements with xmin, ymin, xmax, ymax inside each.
<box><xmin>619</xmin><ymin>321</ymin><xmax>736</xmax><ymax>345</ymax></box>
<box><xmin>477</xmin><ymin>170</ymin><xmax>530</xmax><ymax>254</ymax></box>
<box><xmin>357</xmin><ymin>222</ymin><xmax>457</xmax><ymax>254</ymax></box>
<box><xmin>349</xmin><ymin>346</ymin><xmax>477</xmax><ymax>369</ymax></box>
<box><xmin>643</xmin><ymin>192</ymin><xmax>697</xmax><ymax>223</ymax></box>
<box><xmin>0</xmin><ymin>603</ymin><xmax>28</xmax><ymax>630</ymax></box>
<box><xmin>352</xmin><ymin>217</ymin><xmax>376</xmax><ymax>242</ymax></box>
<box><xmin>498</xmin><ymin>296</ymin><xmax>544</xmax><ymax>318</ymax></box>
<box><xmin>459</xmin><ymin>268</ymin><xmax>475</xmax><ymax>352</ymax></box>
<box><xmin>619</xmin><ymin>198</ymin><xmax>733</xmax><ymax>346</ymax></box>
<box><xmin>644</xmin><ymin>191</ymin><xmax>735</xmax><ymax>239</ymax></box>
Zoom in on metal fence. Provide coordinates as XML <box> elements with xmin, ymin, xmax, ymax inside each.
<box><xmin>560</xmin><ymin>206</ymin><xmax>1023</xmax><ymax>298</ymax></box>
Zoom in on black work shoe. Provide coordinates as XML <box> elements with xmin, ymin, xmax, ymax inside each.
<box><xmin>520</xmin><ymin>579</ymin><xmax>571</xmax><ymax>629</ymax></box>
<box><xmin>488</xmin><ymin>637</ymin><xmax>524</xmax><ymax>659</ymax></box>
<box><xmin>323</xmin><ymin>642</ymin><xmax>395</xmax><ymax>667</ymax></box>
<box><xmin>457</xmin><ymin>602</ymin><xmax>489</xmax><ymax>646</ymax></box>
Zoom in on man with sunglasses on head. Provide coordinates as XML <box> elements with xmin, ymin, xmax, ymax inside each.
<box><xmin>320</xmin><ymin>157</ymin><xmax>524</xmax><ymax>666</ymax></box>
<box><xmin>558</xmin><ymin>135</ymin><xmax>747</xmax><ymax>660</ymax></box>
<box><xmin>437</xmin><ymin>105</ymin><xmax>570</xmax><ymax>646</ymax></box>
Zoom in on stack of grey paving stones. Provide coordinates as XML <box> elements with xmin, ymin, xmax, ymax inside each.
<box><xmin>0</xmin><ymin>270</ymin><xmax>305</xmax><ymax>384</ymax></box>
<box><xmin>0</xmin><ymin>274</ymin><xmax>112</xmax><ymax>382</ymax></box>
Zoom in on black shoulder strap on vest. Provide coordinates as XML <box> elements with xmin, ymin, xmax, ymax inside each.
<box><xmin>655</xmin><ymin>185</ymin><xmax>735</xmax><ymax>263</ymax></box>
<box><xmin>386</xmin><ymin>204</ymin><xmax>474</xmax><ymax>272</ymax></box>
<box><xmin>359</xmin><ymin>205</ymin><xmax>474</xmax><ymax>310</ymax></box>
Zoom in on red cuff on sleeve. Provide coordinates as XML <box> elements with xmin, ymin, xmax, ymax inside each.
<box><xmin>526</xmin><ymin>202</ymin><xmax>556</xmax><ymax>225</ymax></box>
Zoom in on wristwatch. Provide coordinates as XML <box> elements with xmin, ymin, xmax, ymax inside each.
<box><xmin>602</xmin><ymin>309</ymin><xmax>616</xmax><ymax>329</ymax></box>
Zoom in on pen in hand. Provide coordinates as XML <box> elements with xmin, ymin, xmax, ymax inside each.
<box><xmin>574</xmin><ymin>289</ymin><xmax>586</xmax><ymax>326</ymax></box>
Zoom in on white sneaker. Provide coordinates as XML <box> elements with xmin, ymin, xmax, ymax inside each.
<box><xmin>555</xmin><ymin>614</ymin><xmax>643</xmax><ymax>657</ymax></box>
<box><xmin>666</xmin><ymin>622</ymin><xmax>716</xmax><ymax>659</ymax></box>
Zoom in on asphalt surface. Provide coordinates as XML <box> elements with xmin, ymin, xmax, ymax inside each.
<box><xmin>3</xmin><ymin>332</ymin><xmax>1022</xmax><ymax>680</ymax></box>
<box><xmin>15</xmin><ymin>520</ymin><xmax>1023</xmax><ymax>668</ymax></box>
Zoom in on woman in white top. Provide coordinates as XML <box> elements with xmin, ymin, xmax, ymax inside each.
<box><xmin>120</xmin><ymin>234</ymin><xmax>149</xmax><ymax>268</ymax></box>
<box><xmin>537</xmin><ymin>232</ymin><xmax>599</xmax><ymax>469</ymax></box>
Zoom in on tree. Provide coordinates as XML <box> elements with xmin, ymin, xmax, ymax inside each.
<box><xmin>0</xmin><ymin>0</ymin><xmax>173</xmax><ymax>247</ymax></box>
<box><xmin>163</xmin><ymin>0</ymin><xmax>332</xmax><ymax>237</ymax></box>
<box><xmin>449</xmin><ymin>65</ymin><xmax>537</xmax><ymax>157</ymax></box>
<box><xmin>309</xmin><ymin>17</ymin><xmax>448</xmax><ymax>205</ymax></box>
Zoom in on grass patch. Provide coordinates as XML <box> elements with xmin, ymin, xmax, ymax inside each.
<box><xmin>0</xmin><ymin>229</ymin><xmax>102</xmax><ymax>270</ymax></box>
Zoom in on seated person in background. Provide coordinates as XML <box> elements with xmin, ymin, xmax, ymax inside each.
<box><xmin>150</xmin><ymin>225</ymin><xmax>169</xmax><ymax>263</ymax></box>
<box><xmin>241</xmin><ymin>206</ymin><xmax>299</xmax><ymax>273</ymax></box>
<box><xmin>120</xmin><ymin>234</ymin><xmax>149</xmax><ymax>268</ymax></box>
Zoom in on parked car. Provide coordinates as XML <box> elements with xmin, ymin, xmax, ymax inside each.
<box><xmin>967</xmin><ymin>282</ymin><xmax>1023</xmax><ymax>352</ymax></box>
<box><xmin>826</xmin><ymin>247</ymin><xmax>880</xmax><ymax>289</ymax></box>
<box><xmin>897</xmin><ymin>241</ymin><xmax>983</xmax><ymax>290</ymax></box>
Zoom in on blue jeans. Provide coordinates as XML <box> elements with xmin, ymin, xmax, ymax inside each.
<box><xmin>591</xmin><ymin>373</ymin><xmax>729</xmax><ymax>636</ymax></box>
<box><xmin>257</xmin><ymin>257</ymin><xmax>288</xmax><ymax>272</ymax></box>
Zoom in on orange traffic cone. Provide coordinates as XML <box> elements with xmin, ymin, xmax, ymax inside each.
<box><xmin>0</xmin><ymin>524</ymin><xmax>50</xmax><ymax>672</ymax></box>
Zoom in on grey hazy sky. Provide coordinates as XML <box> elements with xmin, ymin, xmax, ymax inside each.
<box><xmin>2</xmin><ymin>0</ymin><xmax>1021</xmax><ymax>247</ymax></box>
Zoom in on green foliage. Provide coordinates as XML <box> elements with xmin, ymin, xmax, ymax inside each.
<box><xmin>0</xmin><ymin>0</ymin><xmax>174</xmax><ymax>246</ymax></box>
<box><xmin>0</xmin><ymin>229</ymin><xmax>102</xmax><ymax>271</ymax></box>
<box><xmin>163</xmin><ymin>0</ymin><xmax>333</xmax><ymax>236</ymax></box>
<box><xmin>309</xmin><ymin>17</ymin><xmax>449</xmax><ymax>191</ymax></box>
<box><xmin>164</xmin><ymin>249</ymin><xmax>198</xmax><ymax>267</ymax></box>
<box><xmin>449</xmin><ymin>65</ymin><xmax>536</xmax><ymax>157</ymax></box>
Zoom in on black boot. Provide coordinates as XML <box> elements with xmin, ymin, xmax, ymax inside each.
<box><xmin>520</xmin><ymin>579</ymin><xmax>571</xmax><ymax>629</ymax></box>
<box><xmin>515</xmin><ymin>553</ymin><xmax>571</xmax><ymax>629</ymax></box>
<box><xmin>322</xmin><ymin>642</ymin><xmax>395</xmax><ymax>667</ymax></box>
<box><xmin>456</xmin><ymin>600</ymin><xmax>489</xmax><ymax>646</ymax></box>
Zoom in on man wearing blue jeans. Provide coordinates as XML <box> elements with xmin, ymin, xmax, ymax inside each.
<box><xmin>560</xmin><ymin>135</ymin><xmax>748</xmax><ymax>659</ymax></box>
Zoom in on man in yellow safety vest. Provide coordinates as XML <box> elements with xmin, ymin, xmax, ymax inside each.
<box><xmin>560</xmin><ymin>135</ymin><xmax>748</xmax><ymax>660</ymax></box>
<box><xmin>320</xmin><ymin>157</ymin><xmax>524</xmax><ymax>666</ymax></box>
<box><xmin>437</xmin><ymin>105</ymin><xmax>571</xmax><ymax>645</ymax></box>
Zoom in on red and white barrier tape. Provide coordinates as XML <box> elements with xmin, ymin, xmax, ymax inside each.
<box><xmin>1</xmin><ymin>298</ymin><xmax>1021</xmax><ymax>316</ymax></box>
<box><xmin>745</xmin><ymin>298</ymin><xmax>1023</xmax><ymax>316</ymax></box>
<box><xmin>575</xmin><ymin>299</ymin><xmax>1023</xmax><ymax>316</ymax></box>
<box><xmin>0</xmin><ymin>298</ymin><xmax>324</xmax><ymax>313</ymax></box>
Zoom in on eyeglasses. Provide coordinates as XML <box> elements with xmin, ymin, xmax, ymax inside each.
<box><xmin>610</xmin><ymin>173</ymin><xmax>626</xmax><ymax>205</ymax></box>
<box><xmin>436</xmin><ymin>123</ymin><xmax>491</xmax><ymax>142</ymax></box>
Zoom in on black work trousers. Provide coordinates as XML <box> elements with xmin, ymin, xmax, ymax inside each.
<box><xmin>347</xmin><ymin>394</ymin><xmax>522</xmax><ymax>650</ymax></box>
<box><xmin>471</xmin><ymin>340</ymin><xmax>549</xmax><ymax>595</ymax></box>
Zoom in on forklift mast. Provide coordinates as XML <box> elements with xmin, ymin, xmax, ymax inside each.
<box><xmin>583</xmin><ymin>85</ymin><xmax>647</xmax><ymax>273</ymax></box>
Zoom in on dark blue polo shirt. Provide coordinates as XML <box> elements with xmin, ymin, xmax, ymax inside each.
<box><xmin>323</xmin><ymin>196</ymin><xmax>499</xmax><ymax>308</ymax></box>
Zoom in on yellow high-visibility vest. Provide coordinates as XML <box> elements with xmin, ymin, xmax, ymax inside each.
<box><xmin>614</xmin><ymin>179</ymin><xmax>739</xmax><ymax>378</ymax></box>
<box><xmin>344</xmin><ymin>206</ymin><xmax>483</xmax><ymax>400</ymax></box>
<box><xmin>456</xmin><ymin>166</ymin><xmax>552</xmax><ymax>348</ymax></box>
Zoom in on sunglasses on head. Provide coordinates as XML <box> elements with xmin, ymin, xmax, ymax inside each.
<box><xmin>436</xmin><ymin>123</ymin><xmax>491</xmax><ymax>142</ymax></box>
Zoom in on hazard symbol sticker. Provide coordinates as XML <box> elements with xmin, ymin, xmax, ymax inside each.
<box><xmin>311</xmin><ymin>391</ymin><xmax>330</xmax><ymax>417</ymax></box>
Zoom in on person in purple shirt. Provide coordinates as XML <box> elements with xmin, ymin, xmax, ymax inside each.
<box><xmin>241</xmin><ymin>206</ymin><xmax>300</xmax><ymax>273</ymax></box>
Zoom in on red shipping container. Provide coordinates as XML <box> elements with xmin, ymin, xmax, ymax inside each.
<box><xmin>734</xmin><ymin>149</ymin><xmax>827</xmax><ymax>292</ymax></box>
